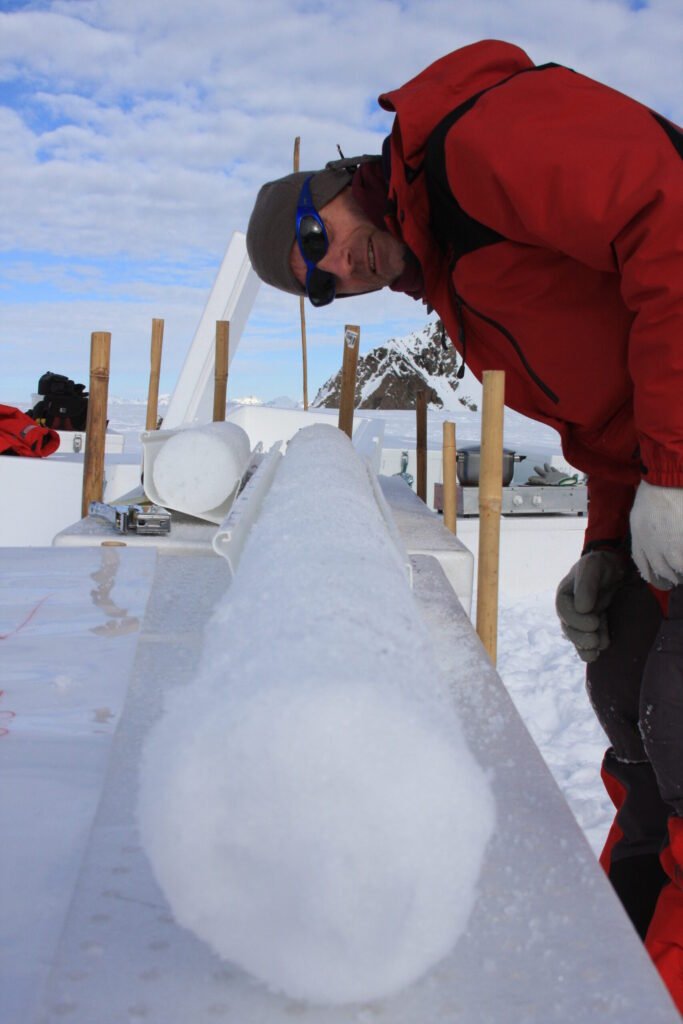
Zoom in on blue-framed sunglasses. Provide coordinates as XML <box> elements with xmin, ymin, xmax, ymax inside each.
<box><xmin>295</xmin><ymin>176</ymin><xmax>336</xmax><ymax>308</ymax></box>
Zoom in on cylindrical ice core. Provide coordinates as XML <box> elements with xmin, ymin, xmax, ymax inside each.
<box><xmin>139</xmin><ymin>425</ymin><xmax>494</xmax><ymax>1005</ymax></box>
<box><xmin>151</xmin><ymin>421</ymin><xmax>250</xmax><ymax>518</ymax></box>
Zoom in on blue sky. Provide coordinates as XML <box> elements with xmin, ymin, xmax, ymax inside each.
<box><xmin>1</xmin><ymin>0</ymin><xmax>682</xmax><ymax>402</ymax></box>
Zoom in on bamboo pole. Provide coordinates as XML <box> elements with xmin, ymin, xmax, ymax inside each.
<box><xmin>213</xmin><ymin>320</ymin><xmax>229</xmax><ymax>421</ymax></box>
<box><xmin>338</xmin><ymin>325</ymin><xmax>360</xmax><ymax>439</ymax></box>
<box><xmin>476</xmin><ymin>370</ymin><xmax>505</xmax><ymax>664</ymax></box>
<box><xmin>81</xmin><ymin>331</ymin><xmax>111</xmax><ymax>518</ymax></box>
<box><xmin>416</xmin><ymin>389</ymin><xmax>427</xmax><ymax>502</ymax></box>
<box><xmin>443</xmin><ymin>420</ymin><xmax>457</xmax><ymax>534</ymax></box>
<box><xmin>299</xmin><ymin>301</ymin><xmax>309</xmax><ymax>411</ymax></box>
<box><xmin>145</xmin><ymin>318</ymin><xmax>164</xmax><ymax>431</ymax></box>
<box><xmin>293</xmin><ymin>136</ymin><xmax>309</xmax><ymax>410</ymax></box>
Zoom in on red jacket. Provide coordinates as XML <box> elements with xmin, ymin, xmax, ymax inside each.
<box><xmin>378</xmin><ymin>40</ymin><xmax>683</xmax><ymax>547</ymax></box>
<box><xmin>0</xmin><ymin>405</ymin><xmax>60</xmax><ymax>458</ymax></box>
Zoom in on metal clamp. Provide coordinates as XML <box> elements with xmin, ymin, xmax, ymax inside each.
<box><xmin>89</xmin><ymin>501</ymin><xmax>172</xmax><ymax>535</ymax></box>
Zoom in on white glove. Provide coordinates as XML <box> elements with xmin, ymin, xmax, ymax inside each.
<box><xmin>630</xmin><ymin>480</ymin><xmax>683</xmax><ymax>589</ymax></box>
<box><xmin>555</xmin><ymin>550</ymin><xmax>626</xmax><ymax>662</ymax></box>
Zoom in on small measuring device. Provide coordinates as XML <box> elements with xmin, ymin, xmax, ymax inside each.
<box><xmin>89</xmin><ymin>501</ymin><xmax>172</xmax><ymax>536</ymax></box>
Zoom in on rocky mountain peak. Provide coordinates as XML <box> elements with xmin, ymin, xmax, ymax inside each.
<box><xmin>311</xmin><ymin>320</ymin><xmax>479</xmax><ymax>411</ymax></box>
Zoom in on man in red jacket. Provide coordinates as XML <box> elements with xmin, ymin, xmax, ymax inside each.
<box><xmin>246</xmin><ymin>40</ymin><xmax>683</xmax><ymax>1008</ymax></box>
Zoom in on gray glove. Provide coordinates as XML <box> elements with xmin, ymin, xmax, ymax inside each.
<box><xmin>555</xmin><ymin>550</ymin><xmax>626</xmax><ymax>662</ymax></box>
<box><xmin>630</xmin><ymin>480</ymin><xmax>683</xmax><ymax>590</ymax></box>
<box><xmin>527</xmin><ymin>463</ymin><xmax>579</xmax><ymax>486</ymax></box>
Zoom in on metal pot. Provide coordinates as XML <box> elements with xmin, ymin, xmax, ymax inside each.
<box><xmin>456</xmin><ymin>445</ymin><xmax>526</xmax><ymax>487</ymax></box>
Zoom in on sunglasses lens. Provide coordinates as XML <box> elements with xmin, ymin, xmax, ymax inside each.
<box><xmin>296</xmin><ymin>179</ymin><xmax>334</xmax><ymax>306</ymax></box>
<box><xmin>307</xmin><ymin>267</ymin><xmax>335</xmax><ymax>307</ymax></box>
<box><xmin>298</xmin><ymin>215</ymin><xmax>328</xmax><ymax>263</ymax></box>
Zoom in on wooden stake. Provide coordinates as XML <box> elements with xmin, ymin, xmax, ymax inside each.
<box><xmin>476</xmin><ymin>370</ymin><xmax>505</xmax><ymax>664</ymax></box>
<box><xmin>443</xmin><ymin>420</ymin><xmax>457</xmax><ymax>534</ymax></box>
<box><xmin>416</xmin><ymin>389</ymin><xmax>427</xmax><ymax>502</ymax></box>
<box><xmin>145</xmin><ymin>318</ymin><xmax>164</xmax><ymax>431</ymax></box>
<box><xmin>213</xmin><ymin>320</ymin><xmax>229</xmax><ymax>421</ymax></box>
<box><xmin>338</xmin><ymin>325</ymin><xmax>360</xmax><ymax>439</ymax></box>
<box><xmin>293</xmin><ymin>136</ymin><xmax>309</xmax><ymax>411</ymax></box>
<box><xmin>81</xmin><ymin>331</ymin><xmax>111</xmax><ymax>518</ymax></box>
<box><xmin>299</xmin><ymin>297</ymin><xmax>309</xmax><ymax>410</ymax></box>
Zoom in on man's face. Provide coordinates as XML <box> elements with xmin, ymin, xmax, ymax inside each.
<box><xmin>290</xmin><ymin>186</ymin><xmax>407</xmax><ymax>299</ymax></box>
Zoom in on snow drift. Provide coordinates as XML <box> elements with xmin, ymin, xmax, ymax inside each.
<box><xmin>138</xmin><ymin>424</ymin><xmax>494</xmax><ymax>1005</ymax></box>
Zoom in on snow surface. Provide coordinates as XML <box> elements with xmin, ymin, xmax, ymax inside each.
<box><xmin>138</xmin><ymin>425</ymin><xmax>495</xmax><ymax>1005</ymax></box>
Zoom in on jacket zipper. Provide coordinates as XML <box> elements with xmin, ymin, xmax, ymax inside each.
<box><xmin>450</xmin><ymin>282</ymin><xmax>560</xmax><ymax>404</ymax></box>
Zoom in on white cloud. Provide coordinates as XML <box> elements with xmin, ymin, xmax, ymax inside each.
<box><xmin>0</xmin><ymin>8</ymin><xmax>129</xmax><ymax>85</ymax></box>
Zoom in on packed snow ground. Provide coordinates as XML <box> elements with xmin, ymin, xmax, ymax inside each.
<box><xmin>108</xmin><ymin>398</ymin><xmax>613</xmax><ymax>858</ymax></box>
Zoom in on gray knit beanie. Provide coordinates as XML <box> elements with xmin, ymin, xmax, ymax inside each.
<box><xmin>246</xmin><ymin>166</ymin><xmax>352</xmax><ymax>296</ymax></box>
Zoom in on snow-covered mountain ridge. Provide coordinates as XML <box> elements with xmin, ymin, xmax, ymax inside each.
<box><xmin>312</xmin><ymin>321</ymin><xmax>483</xmax><ymax>412</ymax></box>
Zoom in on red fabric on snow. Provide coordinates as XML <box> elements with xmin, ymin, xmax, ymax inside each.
<box><xmin>0</xmin><ymin>405</ymin><xmax>60</xmax><ymax>458</ymax></box>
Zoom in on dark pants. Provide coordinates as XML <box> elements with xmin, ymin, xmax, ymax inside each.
<box><xmin>587</xmin><ymin>568</ymin><xmax>683</xmax><ymax>939</ymax></box>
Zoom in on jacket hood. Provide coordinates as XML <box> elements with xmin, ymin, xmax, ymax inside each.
<box><xmin>378</xmin><ymin>40</ymin><xmax>534</xmax><ymax>163</ymax></box>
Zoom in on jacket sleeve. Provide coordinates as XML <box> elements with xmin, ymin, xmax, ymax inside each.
<box><xmin>583</xmin><ymin>476</ymin><xmax>636</xmax><ymax>551</ymax></box>
<box><xmin>447</xmin><ymin>66</ymin><xmax>683</xmax><ymax>489</ymax></box>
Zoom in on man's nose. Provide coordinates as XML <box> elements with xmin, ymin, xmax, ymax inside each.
<box><xmin>319</xmin><ymin>244</ymin><xmax>353</xmax><ymax>280</ymax></box>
